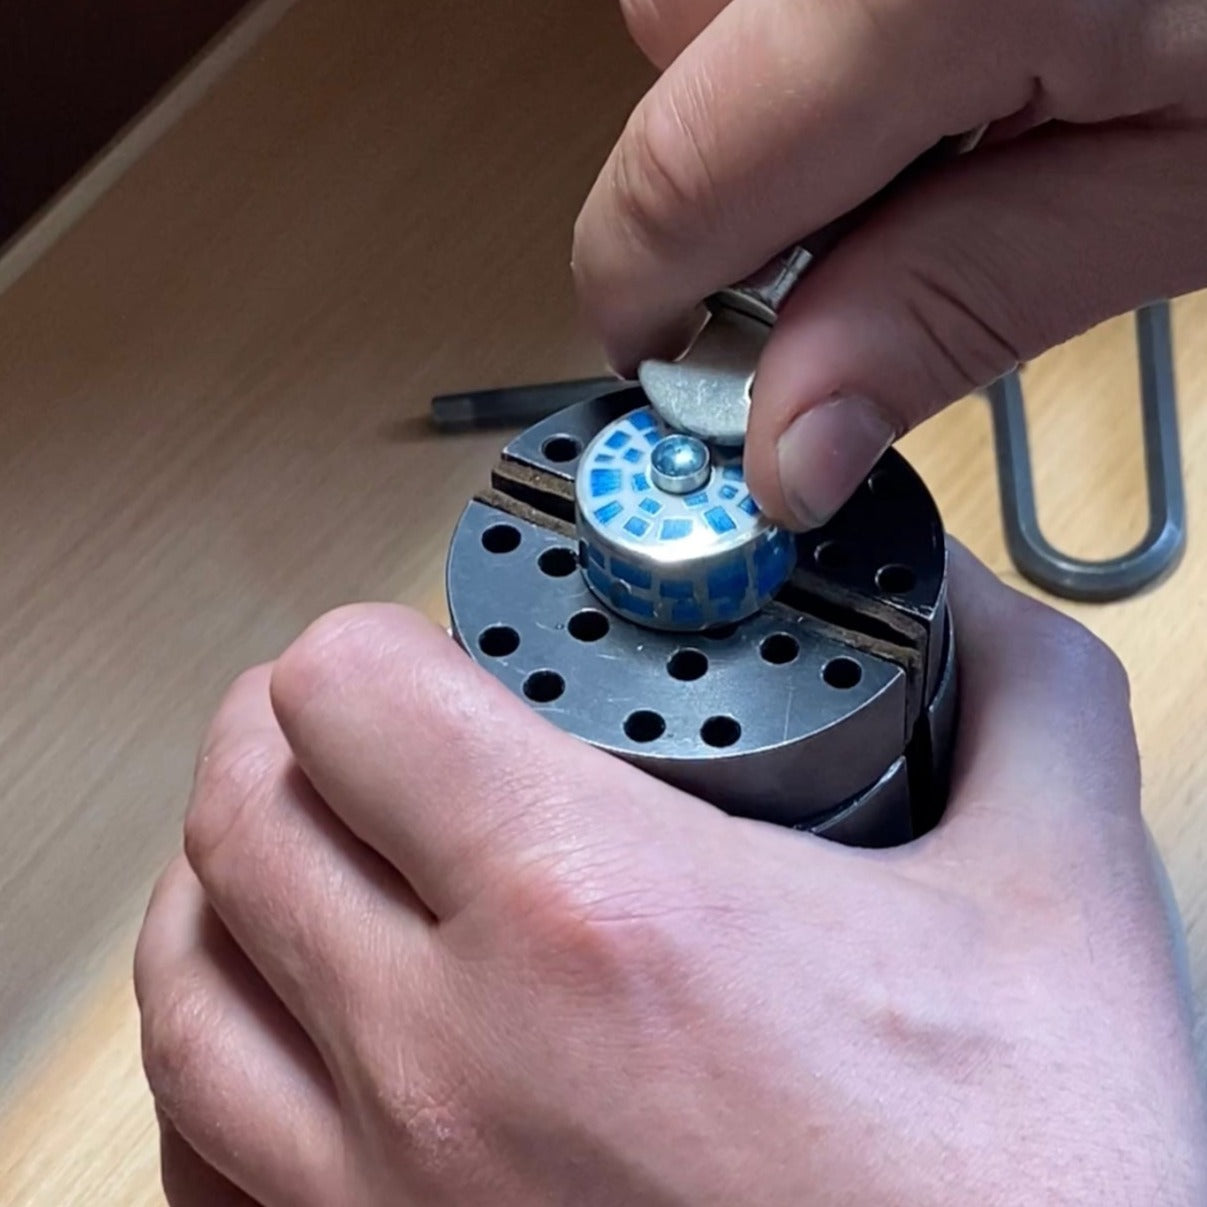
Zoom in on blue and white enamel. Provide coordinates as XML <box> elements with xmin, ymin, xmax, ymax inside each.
<box><xmin>574</xmin><ymin>406</ymin><xmax>797</xmax><ymax>631</ymax></box>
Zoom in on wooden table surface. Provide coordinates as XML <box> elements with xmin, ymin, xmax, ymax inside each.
<box><xmin>2</xmin><ymin>1</ymin><xmax>1205</xmax><ymax>1202</ymax></box>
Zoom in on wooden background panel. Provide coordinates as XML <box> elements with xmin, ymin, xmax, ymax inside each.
<box><xmin>0</xmin><ymin>0</ymin><xmax>251</xmax><ymax>241</ymax></box>
<box><xmin>0</xmin><ymin>955</ymin><xmax>160</xmax><ymax>1207</ymax></box>
<box><xmin>0</xmin><ymin>0</ymin><xmax>654</xmax><ymax>1092</ymax></box>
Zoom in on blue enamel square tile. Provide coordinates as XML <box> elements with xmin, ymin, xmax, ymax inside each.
<box><xmin>593</xmin><ymin>501</ymin><xmax>623</xmax><ymax>525</ymax></box>
<box><xmin>755</xmin><ymin>537</ymin><xmax>794</xmax><ymax>595</ymax></box>
<box><xmin>671</xmin><ymin>600</ymin><xmax>704</xmax><ymax>626</ymax></box>
<box><xmin>629</xmin><ymin>410</ymin><xmax>656</xmax><ymax>431</ymax></box>
<box><xmin>623</xmin><ymin>447</ymin><xmax>643</xmax><ymax>464</ymax></box>
<box><xmin>705</xmin><ymin>506</ymin><xmax>736</xmax><ymax>534</ymax></box>
<box><xmin>631</xmin><ymin>472</ymin><xmax>650</xmax><ymax>492</ymax></box>
<box><xmin>639</xmin><ymin>497</ymin><xmax>662</xmax><ymax>516</ymax></box>
<box><xmin>605</xmin><ymin>430</ymin><xmax>630</xmax><ymax>450</ymax></box>
<box><xmin>756</xmin><ymin>558</ymin><xmax>786</xmax><ymax>596</ymax></box>
<box><xmin>738</xmin><ymin>495</ymin><xmax>759</xmax><ymax>517</ymax></box>
<box><xmin>719</xmin><ymin>484</ymin><xmax>740</xmax><ymax>501</ymax></box>
<box><xmin>707</xmin><ymin>562</ymin><xmax>749</xmax><ymax>600</ymax></box>
<box><xmin>590</xmin><ymin>468</ymin><xmax>623</xmax><ymax>498</ymax></box>
<box><xmin>660</xmin><ymin>519</ymin><xmax>693</xmax><ymax>540</ymax></box>
<box><xmin>684</xmin><ymin>491</ymin><xmax>710</xmax><ymax>508</ymax></box>
<box><xmin>624</xmin><ymin>594</ymin><xmax>655</xmax><ymax>618</ymax></box>
<box><xmin>722</xmin><ymin>466</ymin><xmax>743</xmax><ymax>482</ymax></box>
<box><xmin>612</xmin><ymin>558</ymin><xmax>653</xmax><ymax>590</ymax></box>
<box><xmin>624</xmin><ymin>516</ymin><xmax>651</xmax><ymax>538</ymax></box>
<box><xmin>659</xmin><ymin>579</ymin><xmax>695</xmax><ymax>599</ymax></box>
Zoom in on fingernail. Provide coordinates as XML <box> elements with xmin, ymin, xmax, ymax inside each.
<box><xmin>776</xmin><ymin>394</ymin><xmax>898</xmax><ymax>528</ymax></box>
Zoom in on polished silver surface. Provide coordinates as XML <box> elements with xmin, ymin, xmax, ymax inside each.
<box><xmin>650</xmin><ymin>434</ymin><xmax>711</xmax><ymax>495</ymax></box>
<box><xmin>638</xmin><ymin>307</ymin><xmax>768</xmax><ymax>447</ymax></box>
<box><xmin>573</xmin><ymin>407</ymin><xmax>795</xmax><ymax>631</ymax></box>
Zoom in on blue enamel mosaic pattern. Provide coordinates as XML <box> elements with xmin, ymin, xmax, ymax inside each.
<box><xmin>574</xmin><ymin>406</ymin><xmax>797</xmax><ymax>631</ymax></box>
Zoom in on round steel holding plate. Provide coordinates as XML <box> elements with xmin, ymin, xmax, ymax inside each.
<box><xmin>445</xmin><ymin>385</ymin><xmax>957</xmax><ymax>848</ymax></box>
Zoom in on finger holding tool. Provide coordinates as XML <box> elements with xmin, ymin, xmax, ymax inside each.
<box><xmin>637</xmin><ymin>128</ymin><xmax>987</xmax><ymax>456</ymax></box>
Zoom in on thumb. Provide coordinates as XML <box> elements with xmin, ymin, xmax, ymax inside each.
<box><xmin>744</xmin><ymin>120</ymin><xmax>1207</xmax><ymax>529</ymax></box>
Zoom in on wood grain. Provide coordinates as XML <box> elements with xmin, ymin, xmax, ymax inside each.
<box><xmin>1</xmin><ymin>0</ymin><xmax>1204</xmax><ymax>1202</ymax></box>
<box><xmin>0</xmin><ymin>0</ymin><xmax>251</xmax><ymax>240</ymax></box>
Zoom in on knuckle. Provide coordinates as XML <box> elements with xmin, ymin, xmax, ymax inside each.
<box><xmin>493</xmin><ymin>850</ymin><xmax>675</xmax><ymax>987</ymax></box>
<box><xmin>371</xmin><ymin>1080</ymin><xmax>479</xmax><ymax>1180</ymax></box>
<box><xmin>271</xmin><ymin>603</ymin><xmax>405</xmax><ymax>720</ymax></box>
<box><xmin>510</xmin><ymin>882</ymin><xmax>631</xmax><ymax>982</ymax></box>
<box><xmin>1028</xmin><ymin>606</ymin><xmax>1131</xmax><ymax>706</ymax></box>
<box><xmin>133</xmin><ymin>859</ymin><xmax>190</xmax><ymax>1006</ymax></box>
<box><xmin>889</xmin><ymin>232</ymin><xmax>1025</xmax><ymax>401</ymax></box>
<box><xmin>192</xmin><ymin>665</ymin><xmax>270</xmax><ymax>781</ymax></box>
<box><xmin>140</xmin><ymin>973</ymin><xmax>221</xmax><ymax>1119</ymax></box>
<box><xmin>617</xmin><ymin>0</ymin><xmax>676</xmax><ymax>67</ymax></box>
<box><xmin>274</xmin><ymin>604</ymin><xmax>373</xmax><ymax>694</ymax></box>
<box><xmin>610</xmin><ymin>81</ymin><xmax>716</xmax><ymax>258</ymax></box>
<box><xmin>1038</xmin><ymin>4</ymin><xmax>1144</xmax><ymax>118</ymax></box>
<box><xmin>184</xmin><ymin>734</ymin><xmax>277</xmax><ymax>878</ymax></box>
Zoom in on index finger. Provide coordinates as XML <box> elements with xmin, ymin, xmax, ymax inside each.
<box><xmin>268</xmin><ymin>605</ymin><xmax>712</xmax><ymax>920</ymax></box>
<box><xmin>573</xmin><ymin>0</ymin><xmax>1045</xmax><ymax>371</ymax></box>
<box><xmin>619</xmin><ymin>0</ymin><xmax>731</xmax><ymax>68</ymax></box>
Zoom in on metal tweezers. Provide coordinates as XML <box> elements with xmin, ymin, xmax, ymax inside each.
<box><xmin>430</xmin><ymin>300</ymin><xmax>1187</xmax><ymax>603</ymax></box>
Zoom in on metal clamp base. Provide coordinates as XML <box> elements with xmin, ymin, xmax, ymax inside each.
<box><xmin>444</xmin><ymin>388</ymin><xmax>956</xmax><ymax>848</ymax></box>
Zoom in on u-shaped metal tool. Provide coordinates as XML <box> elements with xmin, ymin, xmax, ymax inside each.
<box><xmin>985</xmin><ymin>301</ymin><xmax>1187</xmax><ymax>603</ymax></box>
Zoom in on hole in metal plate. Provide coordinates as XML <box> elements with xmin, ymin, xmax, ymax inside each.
<box><xmin>524</xmin><ymin>670</ymin><xmax>565</xmax><ymax>703</ymax></box>
<box><xmin>482</xmin><ymin>524</ymin><xmax>521</xmax><ymax>554</ymax></box>
<box><xmin>568</xmin><ymin>609</ymin><xmax>610</xmax><ymax>642</ymax></box>
<box><xmin>539</xmin><ymin>547</ymin><xmax>578</xmax><ymax>578</ymax></box>
<box><xmin>478</xmin><ymin>626</ymin><xmax>520</xmax><ymax>657</ymax></box>
<box><xmin>624</xmin><ymin>710</ymin><xmax>666</xmax><ymax>743</ymax></box>
<box><xmin>814</xmin><ymin>540</ymin><xmax>849</xmax><ymax>571</ymax></box>
<box><xmin>667</xmin><ymin>649</ymin><xmax>708</xmax><ymax>681</ymax></box>
<box><xmin>542</xmin><ymin>435</ymin><xmax>582</xmax><ymax>463</ymax></box>
<box><xmin>701</xmin><ymin>715</ymin><xmax>741</xmax><ymax>748</ymax></box>
<box><xmin>822</xmin><ymin>657</ymin><xmax>863</xmax><ymax>690</ymax></box>
<box><xmin>760</xmin><ymin>633</ymin><xmax>799</xmax><ymax>665</ymax></box>
<box><xmin>875</xmin><ymin>564</ymin><xmax>916</xmax><ymax>595</ymax></box>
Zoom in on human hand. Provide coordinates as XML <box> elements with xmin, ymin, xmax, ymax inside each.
<box><xmin>135</xmin><ymin>547</ymin><xmax>1207</xmax><ymax>1206</ymax></box>
<box><xmin>572</xmin><ymin>0</ymin><xmax>1207</xmax><ymax>529</ymax></box>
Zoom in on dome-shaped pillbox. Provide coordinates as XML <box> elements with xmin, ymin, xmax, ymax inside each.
<box><xmin>574</xmin><ymin>407</ymin><xmax>795</xmax><ymax>632</ymax></box>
